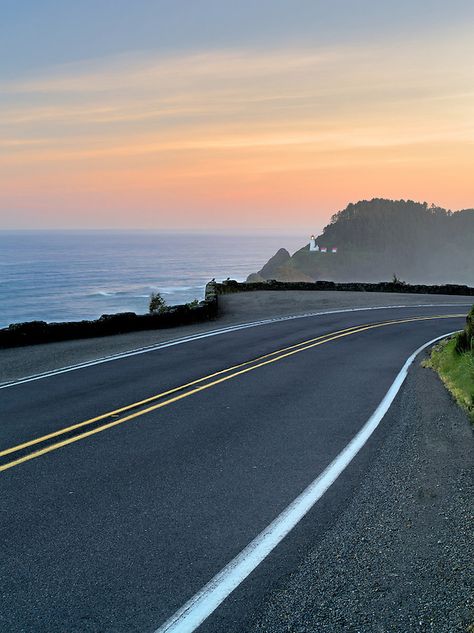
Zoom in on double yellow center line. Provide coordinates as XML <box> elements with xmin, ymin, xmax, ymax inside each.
<box><xmin>0</xmin><ymin>314</ymin><xmax>462</xmax><ymax>474</ymax></box>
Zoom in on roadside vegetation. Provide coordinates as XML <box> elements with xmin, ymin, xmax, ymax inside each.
<box><xmin>149</xmin><ymin>292</ymin><xmax>200</xmax><ymax>314</ymax></box>
<box><xmin>149</xmin><ymin>291</ymin><xmax>167</xmax><ymax>314</ymax></box>
<box><xmin>425</xmin><ymin>305</ymin><xmax>474</xmax><ymax>421</ymax></box>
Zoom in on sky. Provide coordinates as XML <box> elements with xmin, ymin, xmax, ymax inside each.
<box><xmin>1</xmin><ymin>0</ymin><xmax>473</xmax><ymax>231</ymax></box>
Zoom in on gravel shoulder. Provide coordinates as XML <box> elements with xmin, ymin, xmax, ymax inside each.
<box><xmin>248</xmin><ymin>358</ymin><xmax>474</xmax><ymax>633</ymax></box>
<box><xmin>1</xmin><ymin>290</ymin><xmax>471</xmax><ymax>383</ymax></box>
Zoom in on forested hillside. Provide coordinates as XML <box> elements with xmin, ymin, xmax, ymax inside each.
<box><xmin>248</xmin><ymin>199</ymin><xmax>474</xmax><ymax>284</ymax></box>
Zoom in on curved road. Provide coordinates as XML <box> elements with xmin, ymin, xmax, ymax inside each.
<box><xmin>0</xmin><ymin>304</ymin><xmax>469</xmax><ymax>632</ymax></box>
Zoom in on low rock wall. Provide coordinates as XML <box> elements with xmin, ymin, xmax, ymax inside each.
<box><xmin>3</xmin><ymin>279</ymin><xmax>472</xmax><ymax>349</ymax></box>
<box><xmin>213</xmin><ymin>279</ymin><xmax>474</xmax><ymax>296</ymax></box>
<box><xmin>0</xmin><ymin>296</ymin><xmax>218</xmax><ymax>348</ymax></box>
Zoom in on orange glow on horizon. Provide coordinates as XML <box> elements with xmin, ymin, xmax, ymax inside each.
<box><xmin>1</xmin><ymin>36</ymin><xmax>473</xmax><ymax>229</ymax></box>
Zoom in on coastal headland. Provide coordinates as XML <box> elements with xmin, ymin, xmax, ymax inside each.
<box><xmin>248</xmin><ymin>199</ymin><xmax>474</xmax><ymax>284</ymax></box>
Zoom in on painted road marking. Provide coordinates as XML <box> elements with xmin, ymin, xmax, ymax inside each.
<box><xmin>0</xmin><ymin>322</ymin><xmax>368</xmax><ymax>458</ymax></box>
<box><xmin>1</xmin><ymin>303</ymin><xmax>471</xmax><ymax>390</ymax></box>
<box><xmin>0</xmin><ymin>314</ymin><xmax>463</xmax><ymax>473</ymax></box>
<box><xmin>153</xmin><ymin>330</ymin><xmax>459</xmax><ymax>633</ymax></box>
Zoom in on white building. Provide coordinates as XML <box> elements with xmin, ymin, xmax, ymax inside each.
<box><xmin>309</xmin><ymin>235</ymin><xmax>338</xmax><ymax>253</ymax></box>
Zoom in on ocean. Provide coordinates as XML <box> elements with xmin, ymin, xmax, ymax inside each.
<box><xmin>0</xmin><ymin>231</ymin><xmax>304</xmax><ymax>328</ymax></box>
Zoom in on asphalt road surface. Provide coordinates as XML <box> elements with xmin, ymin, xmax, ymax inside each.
<box><xmin>0</xmin><ymin>303</ymin><xmax>469</xmax><ymax>632</ymax></box>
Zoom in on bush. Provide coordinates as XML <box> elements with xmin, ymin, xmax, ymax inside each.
<box><xmin>149</xmin><ymin>292</ymin><xmax>167</xmax><ymax>314</ymax></box>
<box><xmin>455</xmin><ymin>305</ymin><xmax>474</xmax><ymax>354</ymax></box>
<box><xmin>392</xmin><ymin>273</ymin><xmax>406</xmax><ymax>285</ymax></box>
<box><xmin>186</xmin><ymin>299</ymin><xmax>200</xmax><ymax>309</ymax></box>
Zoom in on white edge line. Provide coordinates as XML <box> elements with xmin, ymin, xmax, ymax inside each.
<box><xmin>1</xmin><ymin>304</ymin><xmax>470</xmax><ymax>390</ymax></box>
<box><xmin>153</xmin><ymin>330</ymin><xmax>459</xmax><ymax>633</ymax></box>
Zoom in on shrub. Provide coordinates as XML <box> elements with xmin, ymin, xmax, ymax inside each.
<box><xmin>149</xmin><ymin>292</ymin><xmax>167</xmax><ymax>314</ymax></box>
<box><xmin>392</xmin><ymin>273</ymin><xmax>406</xmax><ymax>285</ymax></box>
<box><xmin>455</xmin><ymin>305</ymin><xmax>474</xmax><ymax>354</ymax></box>
<box><xmin>186</xmin><ymin>299</ymin><xmax>199</xmax><ymax>309</ymax></box>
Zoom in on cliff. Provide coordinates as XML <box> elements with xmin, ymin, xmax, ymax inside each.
<box><xmin>247</xmin><ymin>248</ymin><xmax>313</xmax><ymax>283</ymax></box>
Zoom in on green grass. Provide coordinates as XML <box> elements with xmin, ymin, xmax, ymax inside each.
<box><xmin>424</xmin><ymin>337</ymin><xmax>474</xmax><ymax>422</ymax></box>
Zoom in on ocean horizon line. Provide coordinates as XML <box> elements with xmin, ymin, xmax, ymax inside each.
<box><xmin>0</xmin><ymin>227</ymin><xmax>312</xmax><ymax>237</ymax></box>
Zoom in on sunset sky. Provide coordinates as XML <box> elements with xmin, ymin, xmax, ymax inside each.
<box><xmin>1</xmin><ymin>1</ymin><xmax>473</xmax><ymax>231</ymax></box>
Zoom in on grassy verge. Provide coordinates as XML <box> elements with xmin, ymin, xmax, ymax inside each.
<box><xmin>424</xmin><ymin>335</ymin><xmax>474</xmax><ymax>422</ymax></box>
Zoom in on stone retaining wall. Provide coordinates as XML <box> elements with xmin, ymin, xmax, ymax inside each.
<box><xmin>0</xmin><ymin>296</ymin><xmax>218</xmax><ymax>349</ymax></box>
<box><xmin>211</xmin><ymin>279</ymin><xmax>474</xmax><ymax>296</ymax></box>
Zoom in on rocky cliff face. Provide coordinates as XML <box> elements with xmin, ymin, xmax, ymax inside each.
<box><xmin>247</xmin><ymin>248</ymin><xmax>313</xmax><ymax>282</ymax></box>
<box><xmin>248</xmin><ymin>199</ymin><xmax>474</xmax><ymax>285</ymax></box>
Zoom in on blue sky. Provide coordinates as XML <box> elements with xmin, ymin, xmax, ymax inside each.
<box><xmin>2</xmin><ymin>0</ymin><xmax>473</xmax><ymax>78</ymax></box>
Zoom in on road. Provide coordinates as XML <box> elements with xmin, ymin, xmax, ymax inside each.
<box><xmin>0</xmin><ymin>303</ymin><xmax>469</xmax><ymax>632</ymax></box>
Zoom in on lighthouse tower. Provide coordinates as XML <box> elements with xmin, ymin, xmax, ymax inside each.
<box><xmin>309</xmin><ymin>235</ymin><xmax>319</xmax><ymax>252</ymax></box>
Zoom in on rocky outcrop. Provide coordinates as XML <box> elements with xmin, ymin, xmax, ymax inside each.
<box><xmin>247</xmin><ymin>248</ymin><xmax>313</xmax><ymax>282</ymax></box>
<box><xmin>258</xmin><ymin>248</ymin><xmax>290</xmax><ymax>276</ymax></box>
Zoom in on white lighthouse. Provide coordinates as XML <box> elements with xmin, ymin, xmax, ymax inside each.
<box><xmin>309</xmin><ymin>235</ymin><xmax>319</xmax><ymax>252</ymax></box>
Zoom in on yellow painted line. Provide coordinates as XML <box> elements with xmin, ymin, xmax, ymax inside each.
<box><xmin>0</xmin><ymin>314</ymin><xmax>463</xmax><ymax>474</ymax></box>
<box><xmin>0</xmin><ymin>322</ymin><xmax>375</xmax><ymax>458</ymax></box>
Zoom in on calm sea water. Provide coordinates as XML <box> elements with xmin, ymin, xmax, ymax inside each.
<box><xmin>0</xmin><ymin>231</ymin><xmax>304</xmax><ymax>327</ymax></box>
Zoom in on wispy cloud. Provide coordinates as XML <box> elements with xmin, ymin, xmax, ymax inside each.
<box><xmin>1</xmin><ymin>32</ymin><xmax>473</xmax><ymax>227</ymax></box>
<box><xmin>0</xmin><ymin>48</ymin><xmax>341</xmax><ymax>94</ymax></box>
